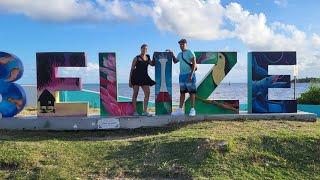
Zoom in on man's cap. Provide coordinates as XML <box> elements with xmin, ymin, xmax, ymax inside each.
<box><xmin>178</xmin><ymin>39</ymin><xmax>187</xmax><ymax>44</ymax></box>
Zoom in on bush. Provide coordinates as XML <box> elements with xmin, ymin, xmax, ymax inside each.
<box><xmin>297</xmin><ymin>82</ymin><xmax>320</xmax><ymax>105</ymax></box>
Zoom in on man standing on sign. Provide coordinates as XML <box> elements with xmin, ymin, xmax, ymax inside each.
<box><xmin>169</xmin><ymin>39</ymin><xmax>197</xmax><ymax>116</ymax></box>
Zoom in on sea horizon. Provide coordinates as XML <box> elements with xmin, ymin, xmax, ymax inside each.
<box><xmin>21</xmin><ymin>83</ymin><xmax>311</xmax><ymax>107</ymax></box>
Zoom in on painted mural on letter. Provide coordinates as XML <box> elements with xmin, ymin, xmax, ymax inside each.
<box><xmin>0</xmin><ymin>52</ymin><xmax>26</xmax><ymax>117</ymax></box>
<box><xmin>99</xmin><ymin>53</ymin><xmax>143</xmax><ymax>116</ymax></box>
<box><xmin>37</xmin><ymin>52</ymin><xmax>88</xmax><ymax>117</ymax></box>
<box><xmin>185</xmin><ymin>52</ymin><xmax>239</xmax><ymax>114</ymax></box>
<box><xmin>248</xmin><ymin>52</ymin><xmax>297</xmax><ymax>113</ymax></box>
<box><xmin>154</xmin><ymin>52</ymin><xmax>172</xmax><ymax>115</ymax></box>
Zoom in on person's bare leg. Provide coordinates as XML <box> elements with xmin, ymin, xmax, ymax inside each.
<box><xmin>179</xmin><ymin>93</ymin><xmax>185</xmax><ymax>109</ymax></box>
<box><xmin>132</xmin><ymin>85</ymin><xmax>139</xmax><ymax>112</ymax></box>
<box><xmin>141</xmin><ymin>85</ymin><xmax>150</xmax><ymax>112</ymax></box>
<box><xmin>190</xmin><ymin>93</ymin><xmax>196</xmax><ymax>108</ymax></box>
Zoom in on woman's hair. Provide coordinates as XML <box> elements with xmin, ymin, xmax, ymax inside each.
<box><xmin>141</xmin><ymin>44</ymin><xmax>148</xmax><ymax>49</ymax></box>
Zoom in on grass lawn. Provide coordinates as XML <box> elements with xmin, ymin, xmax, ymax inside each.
<box><xmin>0</xmin><ymin>120</ymin><xmax>319</xmax><ymax>179</ymax></box>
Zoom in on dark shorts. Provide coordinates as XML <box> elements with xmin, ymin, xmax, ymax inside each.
<box><xmin>179</xmin><ymin>73</ymin><xmax>197</xmax><ymax>94</ymax></box>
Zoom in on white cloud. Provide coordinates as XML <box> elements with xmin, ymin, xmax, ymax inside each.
<box><xmin>1</xmin><ymin>0</ymin><xmax>319</xmax><ymax>79</ymax></box>
<box><xmin>143</xmin><ymin>1</ymin><xmax>319</xmax><ymax>78</ymax></box>
<box><xmin>222</xmin><ymin>2</ymin><xmax>318</xmax><ymax>78</ymax></box>
<box><xmin>149</xmin><ymin>0</ymin><xmax>230</xmax><ymax>40</ymax></box>
<box><xmin>130</xmin><ymin>1</ymin><xmax>154</xmax><ymax>17</ymax></box>
<box><xmin>274</xmin><ymin>0</ymin><xmax>288</xmax><ymax>7</ymax></box>
<box><xmin>0</xmin><ymin>0</ymin><xmax>134</xmax><ymax>22</ymax></box>
<box><xmin>312</xmin><ymin>33</ymin><xmax>320</xmax><ymax>47</ymax></box>
<box><xmin>225</xmin><ymin>3</ymin><xmax>308</xmax><ymax>51</ymax></box>
<box><xmin>96</xmin><ymin>0</ymin><xmax>133</xmax><ymax>21</ymax></box>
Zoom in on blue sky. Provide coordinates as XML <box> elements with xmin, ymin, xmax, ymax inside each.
<box><xmin>0</xmin><ymin>0</ymin><xmax>319</xmax><ymax>85</ymax></box>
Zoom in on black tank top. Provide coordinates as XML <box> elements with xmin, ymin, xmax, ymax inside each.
<box><xmin>134</xmin><ymin>55</ymin><xmax>151</xmax><ymax>74</ymax></box>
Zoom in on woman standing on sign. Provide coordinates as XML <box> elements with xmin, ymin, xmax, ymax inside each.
<box><xmin>129</xmin><ymin>44</ymin><xmax>156</xmax><ymax>116</ymax></box>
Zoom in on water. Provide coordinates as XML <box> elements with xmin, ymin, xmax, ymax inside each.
<box><xmin>22</xmin><ymin>83</ymin><xmax>310</xmax><ymax>107</ymax></box>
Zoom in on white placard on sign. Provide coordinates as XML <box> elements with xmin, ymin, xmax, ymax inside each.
<box><xmin>97</xmin><ymin>118</ymin><xmax>120</xmax><ymax>129</ymax></box>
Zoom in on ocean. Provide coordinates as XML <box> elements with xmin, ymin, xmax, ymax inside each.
<box><xmin>22</xmin><ymin>83</ymin><xmax>310</xmax><ymax>107</ymax></box>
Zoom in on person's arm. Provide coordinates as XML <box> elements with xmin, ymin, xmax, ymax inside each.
<box><xmin>129</xmin><ymin>58</ymin><xmax>137</xmax><ymax>88</ymax></box>
<box><xmin>172</xmin><ymin>53</ymin><xmax>179</xmax><ymax>64</ymax></box>
<box><xmin>188</xmin><ymin>56</ymin><xmax>197</xmax><ymax>82</ymax></box>
<box><xmin>150</xmin><ymin>55</ymin><xmax>155</xmax><ymax>66</ymax></box>
<box><xmin>166</xmin><ymin>49</ymin><xmax>179</xmax><ymax>64</ymax></box>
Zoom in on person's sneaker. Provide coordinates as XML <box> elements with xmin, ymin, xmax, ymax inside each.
<box><xmin>189</xmin><ymin>108</ymin><xmax>196</xmax><ymax>116</ymax></box>
<box><xmin>171</xmin><ymin>108</ymin><xmax>184</xmax><ymax>116</ymax></box>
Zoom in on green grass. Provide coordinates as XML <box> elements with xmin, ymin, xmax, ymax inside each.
<box><xmin>0</xmin><ymin>120</ymin><xmax>319</xmax><ymax>179</ymax></box>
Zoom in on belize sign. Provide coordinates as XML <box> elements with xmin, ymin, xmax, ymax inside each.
<box><xmin>0</xmin><ymin>51</ymin><xmax>297</xmax><ymax>118</ymax></box>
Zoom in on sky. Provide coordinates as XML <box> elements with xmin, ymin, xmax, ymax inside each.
<box><xmin>0</xmin><ymin>0</ymin><xmax>319</xmax><ymax>85</ymax></box>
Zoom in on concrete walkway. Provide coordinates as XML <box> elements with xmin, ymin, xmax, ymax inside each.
<box><xmin>0</xmin><ymin>111</ymin><xmax>317</xmax><ymax>131</ymax></box>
